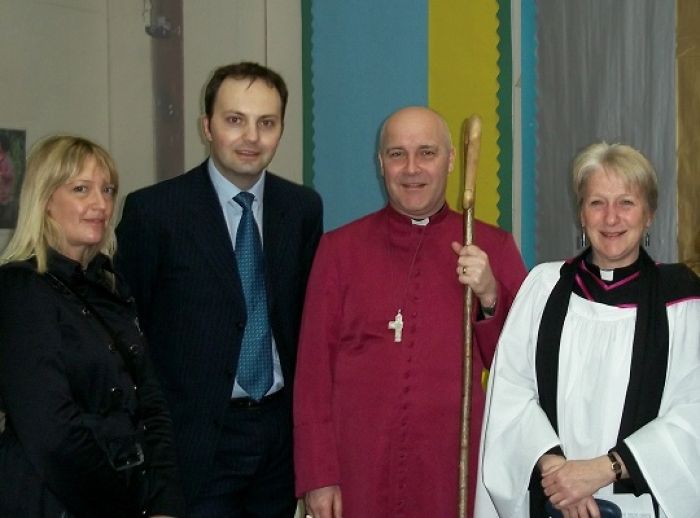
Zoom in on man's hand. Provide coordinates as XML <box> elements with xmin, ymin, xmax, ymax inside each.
<box><xmin>452</xmin><ymin>242</ymin><xmax>498</xmax><ymax>310</ymax></box>
<box><xmin>304</xmin><ymin>485</ymin><xmax>342</xmax><ymax>518</ymax></box>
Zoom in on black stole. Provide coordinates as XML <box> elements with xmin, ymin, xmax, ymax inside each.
<box><xmin>530</xmin><ymin>247</ymin><xmax>669</xmax><ymax>515</ymax></box>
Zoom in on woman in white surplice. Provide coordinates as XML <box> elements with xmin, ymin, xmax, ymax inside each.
<box><xmin>474</xmin><ymin>142</ymin><xmax>700</xmax><ymax>518</ymax></box>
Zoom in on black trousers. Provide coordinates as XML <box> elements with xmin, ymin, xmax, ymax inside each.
<box><xmin>188</xmin><ymin>392</ymin><xmax>296</xmax><ymax>518</ymax></box>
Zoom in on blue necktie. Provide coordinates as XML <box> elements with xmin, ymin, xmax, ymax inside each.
<box><xmin>233</xmin><ymin>192</ymin><xmax>272</xmax><ymax>400</ymax></box>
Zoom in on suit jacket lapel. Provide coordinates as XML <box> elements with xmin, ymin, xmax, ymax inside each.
<box><xmin>186</xmin><ymin>164</ymin><xmax>245</xmax><ymax>301</ymax></box>
<box><xmin>262</xmin><ymin>174</ymin><xmax>290</xmax><ymax>310</ymax></box>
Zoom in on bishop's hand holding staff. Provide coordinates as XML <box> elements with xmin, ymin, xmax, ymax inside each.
<box><xmin>293</xmin><ymin>106</ymin><xmax>527</xmax><ymax>518</ymax></box>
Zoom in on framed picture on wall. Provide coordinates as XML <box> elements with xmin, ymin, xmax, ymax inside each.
<box><xmin>0</xmin><ymin>128</ymin><xmax>26</xmax><ymax>229</ymax></box>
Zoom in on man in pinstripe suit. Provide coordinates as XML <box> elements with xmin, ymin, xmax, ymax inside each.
<box><xmin>116</xmin><ymin>62</ymin><xmax>323</xmax><ymax>517</ymax></box>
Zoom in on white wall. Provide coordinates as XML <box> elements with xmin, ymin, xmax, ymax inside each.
<box><xmin>106</xmin><ymin>0</ymin><xmax>156</xmax><ymax>197</ymax></box>
<box><xmin>183</xmin><ymin>0</ymin><xmax>303</xmax><ymax>181</ymax></box>
<box><xmin>0</xmin><ymin>0</ymin><xmax>303</xmax><ymax>249</ymax></box>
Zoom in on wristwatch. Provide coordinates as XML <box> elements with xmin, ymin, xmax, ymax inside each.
<box><xmin>608</xmin><ymin>451</ymin><xmax>622</xmax><ymax>481</ymax></box>
<box><xmin>482</xmin><ymin>297</ymin><xmax>497</xmax><ymax>317</ymax></box>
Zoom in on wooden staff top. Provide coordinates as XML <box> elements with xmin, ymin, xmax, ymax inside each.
<box><xmin>462</xmin><ymin>115</ymin><xmax>482</xmax><ymax>212</ymax></box>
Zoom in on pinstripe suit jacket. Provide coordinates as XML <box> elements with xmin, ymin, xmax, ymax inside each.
<box><xmin>115</xmin><ymin>161</ymin><xmax>323</xmax><ymax>502</ymax></box>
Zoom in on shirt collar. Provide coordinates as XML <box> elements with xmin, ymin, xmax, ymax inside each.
<box><xmin>207</xmin><ymin>157</ymin><xmax>266</xmax><ymax>207</ymax></box>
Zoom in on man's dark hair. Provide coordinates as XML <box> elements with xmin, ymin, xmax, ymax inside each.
<box><xmin>204</xmin><ymin>62</ymin><xmax>288</xmax><ymax>120</ymax></box>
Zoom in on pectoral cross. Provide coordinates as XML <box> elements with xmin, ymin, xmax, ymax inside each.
<box><xmin>388</xmin><ymin>310</ymin><xmax>404</xmax><ymax>343</ymax></box>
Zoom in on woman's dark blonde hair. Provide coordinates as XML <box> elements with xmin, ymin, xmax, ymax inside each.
<box><xmin>572</xmin><ymin>142</ymin><xmax>658</xmax><ymax>214</ymax></box>
<box><xmin>0</xmin><ymin>135</ymin><xmax>119</xmax><ymax>272</ymax></box>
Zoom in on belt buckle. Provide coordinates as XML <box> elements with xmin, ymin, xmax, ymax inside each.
<box><xmin>231</xmin><ymin>390</ymin><xmax>280</xmax><ymax>408</ymax></box>
<box><xmin>112</xmin><ymin>442</ymin><xmax>145</xmax><ymax>471</ymax></box>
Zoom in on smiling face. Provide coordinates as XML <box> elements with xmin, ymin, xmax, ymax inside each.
<box><xmin>46</xmin><ymin>155</ymin><xmax>115</xmax><ymax>264</ymax></box>
<box><xmin>202</xmin><ymin>77</ymin><xmax>283</xmax><ymax>190</ymax></box>
<box><xmin>378</xmin><ymin>107</ymin><xmax>455</xmax><ymax>219</ymax></box>
<box><xmin>580</xmin><ymin>167</ymin><xmax>653</xmax><ymax>269</ymax></box>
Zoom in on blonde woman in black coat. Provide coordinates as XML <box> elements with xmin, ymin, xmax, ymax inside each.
<box><xmin>0</xmin><ymin>136</ymin><xmax>184</xmax><ymax>518</ymax></box>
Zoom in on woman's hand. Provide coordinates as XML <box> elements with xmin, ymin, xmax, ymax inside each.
<box><xmin>542</xmin><ymin>456</ymin><xmax>615</xmax><ymax>509</ymax></box>
<box><xmin>557</xmin><ymin>496</ymin><xmax>601</xmax><ymax>518</ymax></box>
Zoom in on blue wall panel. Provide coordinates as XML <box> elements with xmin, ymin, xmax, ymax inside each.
<box><xmin>310</xmin><ymin>1</ymin><xmax>428</xmax><ymax>230</ymax></box>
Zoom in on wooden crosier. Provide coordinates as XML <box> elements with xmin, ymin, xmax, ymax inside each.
<box><xmin>458</xmin><ymin>115</ymin><xmax>482</xmax><ymax>518</ymax></box>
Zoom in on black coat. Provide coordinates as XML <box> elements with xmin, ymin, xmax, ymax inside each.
<box><xmin>115</xmin><ymin>163</ymin><xmax>323</xmax><ymax>501</ymax></box>
<box><xmin>0</xmin><ymin>252</ymin><xmax>185</xmax><ymax>517</ymax></box>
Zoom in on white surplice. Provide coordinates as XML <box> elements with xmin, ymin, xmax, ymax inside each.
<box><xmin>474</xmin><ymin>262</ymin><xmax>700</xmax><ymax>518</ymax></box>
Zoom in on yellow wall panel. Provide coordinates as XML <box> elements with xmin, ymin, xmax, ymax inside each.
<box><xmin>429</xmin><ymin>0</ymin><xmax>501</xmax><ymax>225</ymax></box>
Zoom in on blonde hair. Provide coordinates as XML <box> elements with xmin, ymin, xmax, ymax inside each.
<box><xmin>0</xmin><ymin>135</ymin><xmax>119</xmax><ymax>272</ymax></box>
<box><xmin>572</xmin><ymin>142</ymin><xmax>658</xmax><ymax>214</ymax></box>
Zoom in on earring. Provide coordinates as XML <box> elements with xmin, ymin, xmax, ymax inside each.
<box><xmin>578</xmin><ymin>229</ymin><xmax>587</xmax><ymax>249</ymax></box>
<box><xmin>644</xmin><ymin>232</ymin><xmax>650</xmax><ymax>247</ymax></box>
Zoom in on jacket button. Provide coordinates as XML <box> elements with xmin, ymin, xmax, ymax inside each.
<box><xmin>109</xmin><ymin>386</ymin><xmax>124</xmax><ymax>407</ymax></box>
<box><xmin>108</xmin><ymin>343</ymin><xmax>116</xmax><ymax>353</ymax></box>
<box><xmin>128</xmin><ymin>343</ymin><xmax>142</xmax><ymax>357</ymax></box>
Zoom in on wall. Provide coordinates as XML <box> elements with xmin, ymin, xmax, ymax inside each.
<box><xmin>1</xmin><ymin>0</ymin><xmax>113</xmax><ymax>247</ymax></box>
<box><xmin>183</xmin><ymin>0</ymin><xmax>303</xmax><ymax>182</ymax></box>
<box><xmin>0</xmin><ymin>0</ymin><xmax>303</xmax><ymax>249</ymax></box>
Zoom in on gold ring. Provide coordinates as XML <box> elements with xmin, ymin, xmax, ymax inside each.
<box><xmin>462</xmin><ymin>266</ymin><xmax>467</xmax><ymax>275</ymax></box>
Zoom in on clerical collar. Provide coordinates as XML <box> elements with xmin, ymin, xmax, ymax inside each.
<box><xmin>582</xmin><ymin>254</ymin><xmax>641</xmax><ymax>284</ymax></box>
<box><xmin>386</xmin><ymin>202</ymin><xmax>449</xmax><ymax>226</ymax></box>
